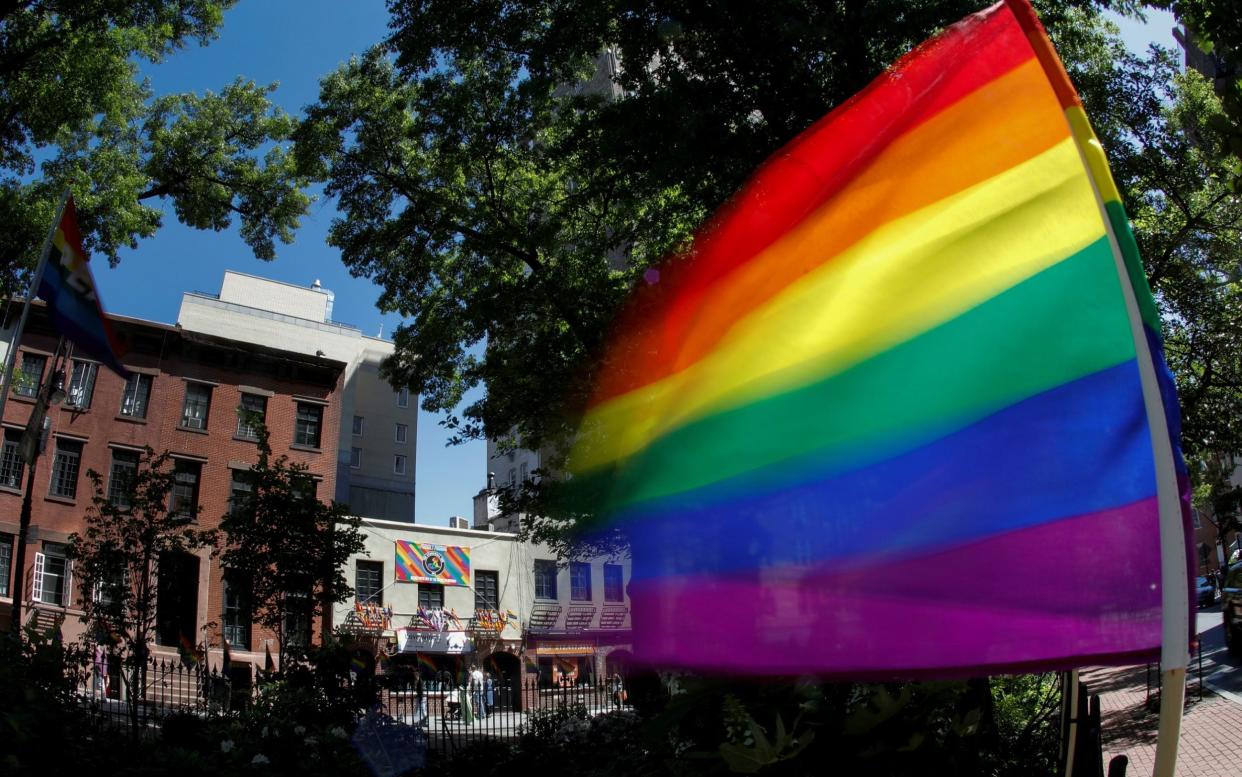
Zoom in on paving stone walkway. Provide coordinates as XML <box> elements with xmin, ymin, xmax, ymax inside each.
<box><xmin>1081</xmin><ymin>664</ymin><xmax>1239</xmax><ymax>776</ymax></box>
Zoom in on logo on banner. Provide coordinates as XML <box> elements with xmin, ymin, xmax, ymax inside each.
<box><xmin>394</xmin><ymin>541</ymin><xmax>471</xmax><ymax>586</ymax></box>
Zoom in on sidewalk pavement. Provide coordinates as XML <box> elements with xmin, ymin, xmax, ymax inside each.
<box><xmin>1080</xmin><ymin>664</ymin><xmax>1240</xmax><ymax>777</ymax></box>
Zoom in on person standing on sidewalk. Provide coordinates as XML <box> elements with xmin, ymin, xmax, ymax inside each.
<box><xmin>470</xmin><ymin>664</ymin><xmax>485</xmax><ymax>721</ymax></box>
<box><xmin>415</xmin><ymin>673</ymin><xmax>427</xmax><ymax>727</ymax></box>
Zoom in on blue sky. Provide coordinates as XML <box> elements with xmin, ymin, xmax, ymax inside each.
<box><xmin>87</xmin><ymin>1</ymin><xmax>1177</xmax><ymax>525</ymax></box>
<box><xmin>92</xmin><ymin>0</ymin><xmax>487</xmax><ymax>525</ymax></box>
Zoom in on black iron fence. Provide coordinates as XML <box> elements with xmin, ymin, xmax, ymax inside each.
<box><xmin>375</xmin><ymin>675</ymin><xmax>633</xmax><ymax>754</ymax></box>
<box><xmin>74</xmin><ymin>656</ymin><xmax>634</xmax><ymax>753</ymax></box>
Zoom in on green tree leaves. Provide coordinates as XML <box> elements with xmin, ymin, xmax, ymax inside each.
<box><xmin>0</xmin><ymin>1</ymin><xmax>310</xmax><ymax>296</ymax></box>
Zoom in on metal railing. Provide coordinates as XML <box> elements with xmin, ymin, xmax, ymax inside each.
<box><xmin>71</xmin><ymin>655</ymin><xmax>635</xmax><ymax>753</ymax></box>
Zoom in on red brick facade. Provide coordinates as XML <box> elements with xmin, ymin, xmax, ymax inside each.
<box><xmin>0</xmin><ymin>304</ymin><xmax>344</xmax><ymax>670</ymax></box>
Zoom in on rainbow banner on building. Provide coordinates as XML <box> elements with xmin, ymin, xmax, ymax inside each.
<box><xmin>395</xmin><ymin>541</ymin><xmax>471</xmax><ymax>587</ymax></box>
<box><xmin>566</xmin><ymin>0</ymin><xmax>1190</xmax><ymax>677</ymax></box>
<box><xmin>37</xmin><ymin>196</ymin><xmax>129</xmax><ymax>377</ymax></box>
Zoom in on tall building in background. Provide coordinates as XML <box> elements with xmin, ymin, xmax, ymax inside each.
<box><xmin>178</xmin><ymin>272</ymin><xmax>417</xmax><ymax>523</ymax></box>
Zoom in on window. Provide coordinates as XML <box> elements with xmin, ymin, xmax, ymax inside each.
<box><xmin>49</xmin><ymin>439</ymin><xmax>82</xmax><ymax>499</ymax></box>
<box><xmin>119</xmin><ymin>373</ymin><xmax>153</xmax><ymax>418</ymax></box>
<box><xmin>156</xmin><ymin>551</ymin><xmax>199</xmax><ymax>647</ymax></box>
<box><xmin>169</xmin><ymin>460</ymin><xmax>201</xmax><ymax>519</ymax></box>
<box><xmin>394</xmin><ymin>454</ymin><xmax>406</xmax><ymax>475</ymax></box>
<box><xmin>417</xmin><ymin>583</ymin><xmax>444</xmax><ymax>610</ymax></box>
<box><xmin>396</xmin><ymin>387</ymin><xmax>409</xmax><ymax>408</ymax></box>
<box><xmin>520</xmin><ymin>462</ymin><xmax>528</xmax><ymax>482</ymax></box>
<box><xmin>180</xmin><ymin>383</ymin><xmax>212</xmax><ymax>430</ymax></box>
<box><xmin>107</xmin><ymin>450</ymin><xmax>139</xmax><ymax>508</ymax></box>
<box><xmin>228</xmin><ymin>470</ymin><xmax>252</xmax><ymax>516</ymax></box>
<box><xmin>395</xmin><ymin>423</ymin><xmax>407</xmax><ymax>444</ymax></box>
<box><xmin>222</xmin><ymin>574</ymin><xmax>250</xmax><ymax>649</ymax></box>
<box><xmin>294</xmin><ymin>402</ymin><xmax>323</xmax><ymax>448</ymax></box>
<box><xmin>570</xmin><ymin>562</ymin><xmax>592</xmax><ymax>601</ymax></box>
<box><xmin>66</xmin><ymin>360</ymin><xmax>97</xmax><ymax>409</ymax></box>
<box><xmin>283</xmin><ymin>590</ymin><xmax>312</xmax><ymax>649</ymax></box>
<box><xmin>356</xmin><ymin>561</ymin><xmax>383</xmax><ymax>605</ymax></box>
<box><xmin>475</xmin><ymin>570</ymin><xmax>499</xmax><ymax>611</ymax></box>
<box><xmin>0</xmin><ymin>429</ymin><xmax>24</xmax><ymax>489</ymax></box>
<box><xmin>13</xmin><ymin>352</ymin><xmax>45</xmax><ymax>398</ymax></box>
<box><xmin>350</xmin><ymin>447</ymin><xmax>361</xmax><ymax>469</ymax></box>
<box><xmin>603</xmin><ymin>564</ymin><xmax>624</xmax><ymax>603</ymax></box>
<box><xmin>0</xmin><ymin>534</ymin><xmax>12</xmax><ymax>598</ymax></box>
<box><xmin>534</xmin><ymin>560</ymin><xmax>558</xmax><ymax>600</ymax></box>
<box><xmin>352</xmin><ymin>415</ymin><xmax>364</xmax><ymax>436</ymax></box>
<box><xmin>235</xmin><ymin>393</ymin><xmax>267</xmax><ymax>440</ymax></box>
<box><xmin>33</xmin><ymin>543</ymin><xmax>71</xmax><ymax>606</ymax></box>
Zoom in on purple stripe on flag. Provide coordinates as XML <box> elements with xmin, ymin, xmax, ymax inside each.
<box><xmin>630</xmin><ymin>497</ymin><xmax>1162</xmax><ymax>678</ymax></box>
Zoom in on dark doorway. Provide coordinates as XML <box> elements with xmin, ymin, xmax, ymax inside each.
<box><xmin>486</xmin><ymin>651</ymin><xmax>521</xmax><ymax>711</ymax></box>
<box><xmin>156</xmin><ymin>551</ymin><xmax>200</xmax><ymax>648</ymax></box>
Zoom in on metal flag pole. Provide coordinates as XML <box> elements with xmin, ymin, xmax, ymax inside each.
<box><xmin>0</xmin><ymin>189</ymin><xmax>71</xmax><ymax>426</ymax></box>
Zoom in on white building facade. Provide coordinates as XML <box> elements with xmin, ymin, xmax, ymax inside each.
<box><xmin>336</xmin><ymin>518</ymin><xmax>633</xmax><ymax>693</ymax></box>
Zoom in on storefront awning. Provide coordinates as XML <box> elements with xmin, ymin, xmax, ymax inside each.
<box><xmin>396</xmin><ymin>628</ymin><xmax>474</xmax><ymax>654</ymax></box>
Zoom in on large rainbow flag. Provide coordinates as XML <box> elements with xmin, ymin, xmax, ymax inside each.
<box><xmin>395</xmin><ymin>541</ymin><xmax>471</xmax><ymax>587</ymax></box>
<box><xmin>566</xmin><ymin>0</ymin><xmax>1191</xmax><ymax>677</ymax></box>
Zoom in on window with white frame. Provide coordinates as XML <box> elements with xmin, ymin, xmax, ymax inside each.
<box><xmin>33</xmin><ymin>543</ymin><xmax>71</xmax><ymax>606</ymax></box>
<box><xmin>350</xmin><ymin>447</ymin><xmax>361</xmax><ymax>468</ymax></box>
<box><xmin>66</xmin><ymin>360</ymin><xmax>97</xmax><ymax>409</ymax></box>
<box><xmin>396</xmin><ymin>387</ymin><xmax>409</xmax><ymax>408</ymax></box>
<box><xmin>352</xmin><ymin>415</ymin><xmax>364</xmax><ymax>436</ymax></box>
<box><xmin>603</xmin><ymin>564</ymin><xmax>624</xmax><ymax>603</ymax></box>
<box><xmin>394</xmin><ymin>454</ymin><xmax>406</xmax><ymax>475</ymax></box>
<box><xmin>395</xmin><ymin>423</ymin><xmax>407</xmax><ymax>444</ymax></box>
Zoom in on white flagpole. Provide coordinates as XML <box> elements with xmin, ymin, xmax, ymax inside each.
<box><xmin>0</xmin><ymin>188</ymin><xmax>71</xmax><ymax>425</ymax></box>
<box><xmin>1073</xmin><ymin>134</ymin><xmax>1188</xmax><ymax>777</ymax></box>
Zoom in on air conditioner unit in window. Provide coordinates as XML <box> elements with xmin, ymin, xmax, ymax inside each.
<box><xmin>449</xmin><ymin>516</ymin><xmax>470</xmax><ymax>530</ymax></box>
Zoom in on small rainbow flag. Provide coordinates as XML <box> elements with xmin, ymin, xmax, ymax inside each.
<box><xmin>36</xmin><ymin>195</ymin><xmax>129</xmax><ymax>377</ymax></box>
<box><xmin>395</xmin><ymin>541</ymin><xmax>471</xmax><ymax>587</ymax></box>
<box><xmin>566</xmin><ymin>0</ymin><xmax>1190</xmax><ymax>677</ymax></box>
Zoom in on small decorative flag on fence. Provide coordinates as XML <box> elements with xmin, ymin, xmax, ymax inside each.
<box><xmin>395</xmin><ymin>541</ymin><xmax>471</xmax><ymax>587</ymax></box>
<box><xmin>565</xmin><ymin>0</ymin><xmax>1190</xmax><ymax>677</ymax></box>
<box><xmin>36</xmin><ymin>196</ymin><xmax>129</xmax><ymax>377</ymax></box>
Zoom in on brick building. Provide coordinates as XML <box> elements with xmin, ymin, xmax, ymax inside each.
<box><xmin>0</xmin><ymin>301</ymin><xmax>345</xmax><ymax>672</ymax></box>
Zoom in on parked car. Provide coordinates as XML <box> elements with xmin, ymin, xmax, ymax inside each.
<box><xmin>1197</xmin><ymin>575</ymin><xmax>1217</xmax><ymax>607</ymax></box>
<box><xmin>1223</xmin><ymin>566</ymin><xmax>1242</xmax><ymax>656</ymax></box>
